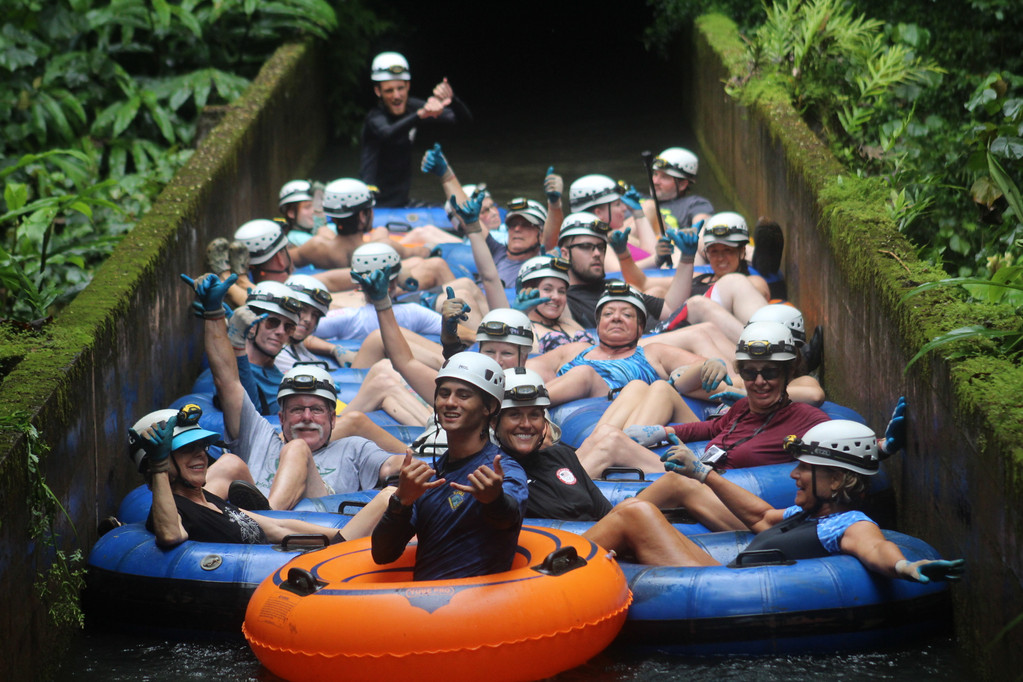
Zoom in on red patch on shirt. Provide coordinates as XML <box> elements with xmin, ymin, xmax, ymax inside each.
<box><xmin>556</xmin><ymin>468</ymin><xmax>577</xmax><ymax>485</ymax></box>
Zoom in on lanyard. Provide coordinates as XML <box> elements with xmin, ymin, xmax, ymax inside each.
<box><xmin>719</xmin><ymin>402</ymin><xmax>784</xmax><ymax>452</ymax></box>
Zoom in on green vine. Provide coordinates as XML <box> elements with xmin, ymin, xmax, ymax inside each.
<box><xmin>7</xmin><ymin>413</ymin><xmax>87</xmax><ymax>629</ymax></box>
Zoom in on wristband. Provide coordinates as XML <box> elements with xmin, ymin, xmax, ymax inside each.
<box><xmin>462</xmin><ymin>220</ymin><xmax>482</xmax><ymax>235</ymax></box>
<box><xmin>202</xmin><ymin>307</ymin><xmax>226</xmax><ymax>320</ymax></box>
<box><xmin>373</xmin><ymin>296</ymin><xmax>393</xmax><ymax>312</ymax></box>
<box><xmin>631</xmin><ymin>209</ymin><xmax>645</xmax><ymax>221</ymax></box>
<box><xmin>148</xmin><ymin>458</ymin><xmax>171</xmax><ymax>474</ymax></box>
<box><xmin>678</xmin><ymin>254</ymin><xmax>695</xmax><ymax>264</ymax></box>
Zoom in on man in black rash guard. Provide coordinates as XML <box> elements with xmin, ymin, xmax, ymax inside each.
<box><xmin>359</xmin><ymin>51</ymin><xmax>472</xmax><ymax>207</ymax></box>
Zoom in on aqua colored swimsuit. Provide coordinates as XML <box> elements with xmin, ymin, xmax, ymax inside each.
<box><xmin>555</xmin><ymin>344</ymin><xmax>661</xmax><ymax>389</ymax></box>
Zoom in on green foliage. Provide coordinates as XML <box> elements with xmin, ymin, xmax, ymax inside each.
<box><xmin>0</xmin><ymin>0</ymin><xmax>382</xmax><ymax>323</ymax></box>
<box><xmin>645</xmin><ymin>0</ymin><xmax>766</xmax><ymax>54</ymax></box>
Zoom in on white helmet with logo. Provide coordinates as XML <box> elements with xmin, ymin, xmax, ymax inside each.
<box><xmin>351</xmin><ymin>242</ymin><xmax>401</xmax><ymax>281</ymax></box>
<box><xmin>504</xmin><ymin>198</ymin><xmax>547</xmax><ymax>228</ymax></box>
<box><xmin>557</xmin><ymin>211</ymin><xmax>610</xmax><ymax>245</ymax></box>
<box><xmin>477</xmin><ymin>309</ymin><xmax>534</xmax><ymax>347</ymax></box>
<box><xmin>515</xmin><ymin>255</ymin><xmax>570</xmax><ymax>292</ymax></box>
<box><xmin>704</xmin><ymin>211</ymin><xmax>750</xmax><ymax>248</ymax></box>
<box><xmin>246</xmin><ymin>281</ymin><xmax>302</xmax><ymax>324</ymax></box>
<box><xmin>501</xmin><ymin>367</ymin><xmax>550</xmax><ymax>409</ymax></box>
<box><xmin>569</xmin><ymin>174</ymin><xmax>621</xmax><ymax>212</ymax></box>
<box><xmin>653</xmin><ymin>147</ymin><xmax>699</xmax><ymax>180</ymax></box>
<box><xmin>735</xmin><ymin>321</ymin><xmax>797</xmax><ymax>361</ymax></box>
<box><xmin>234</xmin><ymin>219</ymin><xmax>289</xmax><ymax>265</ymax></box>
<box><xmin>436</xmin><ymin>352</ymin><xmax>506</xmax><ymax>405</ymax></box>
<box><xmin>371</xmin><ymin>52</ymin><xmax>410</xmax><ymax>81</ymax></box>
<box><xmin>277</xmin><ymin>364</ymin><xmax>338</xmax><ymax>408</ymax></box>
<box><xmin>323</xmin><ymin>178</ymin><xmax>375</xmax><ymax>219</ymax></box>
<box><xmin>278</xmin><ymin>180</ymin><xmax>314</xmax><ymax>212</ymax></box>
<box><xmin>748</xmin><ymin>304</ymin><xmax>806</xmax><ymax>346</ymax></box>
<box><xmin>285</xmin><ymin>274</ymin><xmax>331</xmax><ymax>316</ymax></box>
<box><xmin>785</xmin><ymin>420</ymin><xmax>880</xmax><ymax>475</ymax></box>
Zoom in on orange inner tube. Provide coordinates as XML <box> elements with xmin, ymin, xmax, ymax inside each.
<box><xmin>243</xmin><ymin>526</ymin><xmax>632</xmax><ymax>682</ymax></box>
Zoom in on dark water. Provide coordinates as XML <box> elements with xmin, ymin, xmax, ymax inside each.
<box><xmin>62</xmin><ymin>53</ymin><xmax>971</xmax><ymax>680</ymax></box>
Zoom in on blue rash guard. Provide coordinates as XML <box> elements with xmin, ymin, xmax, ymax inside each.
<box><xmin>555</xmin><ymin>345</ymin><xmax>661</xmax><ymax>390</ymax></box>
<box><xmin>372</xmin><ymin>441</ymin><xmax>529</xmax><ymax>581</ymax></box>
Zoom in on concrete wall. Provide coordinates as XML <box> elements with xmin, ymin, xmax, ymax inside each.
<box><xmin>687</xmin><ymin>15</ymin><xmax>1023</xmax><ymax>676</ymax></box>
<box><xmin>0</xmin><ymin>41</ymin><xmax>327</xmax><ymax>680</ymax></box>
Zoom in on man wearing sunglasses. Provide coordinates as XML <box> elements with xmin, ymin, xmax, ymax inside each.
<box><xmin>359</xmin><ymin>51</ymin><xmax>473</xmax><ymax>208</ymax></box>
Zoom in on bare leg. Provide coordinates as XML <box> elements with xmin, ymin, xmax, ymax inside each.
<box><xmin>204</xmin><ymin>452</ymin><xmax>253</xmax><ymax>499</ymax></box>
<box><xmin>709</xmin><ymin>273</ymin><xmax>769</xmax><ymax>324</ymax></box>
<box><xmin>546</xmin><ymin>365</ymin><xmax>610</xmax><ymax>405</ymax></box>
<box><xmin>636</xmin><ymin>473</ymin><xmax>746</xmax><ymax>532</ymax></box>
<box><xmin>266</xmin><ymin>439</ymin><xmax>330</xmax><ymax>510</ymax></box>
<box><xmin>351</xmin><ymin>329</ymin><xmax>444</xmax><ymax>369</ymax></box>
<box><xmin>684</xmin><ymin>295</ymin><xmax>746</xmax><ymax>341</ymax></box>
<box><xmin>338</xmin><ymin>486</ymin><xmax>396</xmax><ymax>540</ymax></box>
<box><xmin>583</xmin><ymin>498</ymin><xmax>720</xmax><ymax>566</ymax></box>
<box><xmin>641</xmin><ymin>322</ymin><xmax>737</xmax><ymax>365</ymax></box>
<box><xmin>345</xmin><ymin>360</ymin><xmax>432</xmax><ymax>426</ymax></box>
<box><xmin>330</xmin><ymin>409</ymin><xmax>406</xmax><ymax>453</ymax></box>
<box><xmin>595</xmin><ymin>380</ymin><xmax>698</xmax><ymax>430</ymax></box>
<box><xmin>575</xmin><ymin>423</ymin><xmax>666</xmax><ymax>478</ymax></box>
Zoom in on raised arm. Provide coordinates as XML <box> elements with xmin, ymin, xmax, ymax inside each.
<box><xmin>661</xmin><ymin>225</ymin><xmax>701</xmax><ymax>316</ymax></box>
<box><xmin>451</xmin><ymin>193</ymin><xmax>509</xmax><ymax>310</ymax></box>
<box><xmin>541</xmin><ymin>167</ymin><xmax>564</xmax><ymax>253</ymax></box>
<box><xmin>353</xmin><ymin>267</ymin><xmax>438</xmax><ymax>400</ymax></box>
<box><xmin>132</xmin><ymin>417</ymin><xmax>188</xmax><ymax>547</ymax></box>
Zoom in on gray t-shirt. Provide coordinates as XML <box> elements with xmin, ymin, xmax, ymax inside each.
<box><xmin>657</xmin><ymin>193</ymin><xmax>714</xmax><ymax>230</ymax></box>
<box><xmin>229</xmin><ymin>393</ymin><xmax>390</xmax><ymax>495</ymax></box>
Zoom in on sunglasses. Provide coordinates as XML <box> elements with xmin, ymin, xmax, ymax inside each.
<box><xmin>262</xmin><ymin>316</ymin><xmax>297</xmax><ymax>334</ymax></box>
<box><xmin>738</xmin><ymin>366</ymin><xmax>783</xmax><ymax>382</ymax></box>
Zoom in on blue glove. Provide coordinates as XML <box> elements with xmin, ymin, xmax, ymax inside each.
<box><xmin>883</xmin><ymin>396</ymin><xmax>907</xmax><ymax>455</ymax></box>
<box><xmin>609</xmin><ymin>227</ymin><xmax>632</xmax><ymax>256</ymax></box>
<box><xmin>440</xmin><ymin>286</ymin><xmax>470</xmax><ymax>336</ymax></box>
<box><xmin>667</xmin><ymin>225</ymin><xmax>700</xmax><ymax>258</ymax></box>
<box><xmin>449</xmin><ymin>192</ymin><xmax>484</xmax><ymax>225</ymax></box>
<box><xmin>421</xmin><ymin>143</ymin><xmax>449</xmax><ymax>177</ymax></box>
<box><xmin>621</xmin><ymin>185</ymin><xmax>643</xmax><ymax>211</ymax></box>
<box><xmin>181</xmin><ymin>272</ymin><xmax>237</xmax><ymax>318</ymax></box>
<box><xmin>661</xmin><ymin>435</ymin><xmax>711</xmax><ymax>482</ymax></box>
<box><xmin>130</xmin><ymin>415</ymin><xmax>177</xmax><ymax>474</ymax></box>
<box><xmin>512</xmin><ymin>288</ymin><xmax>551</xmax><ymax>312</ymax></box>
<box><xmin>400</xmin><ymin>276</ymin><xmax>419</xmax><ymax>292</ymax></box>
<box><xmin>700</xmin><ymin>358</ymin><xmax>732</xmax><ymax>393</ymax></box>
<box><xmin>709</xmin><ymin>390</ymin><xmax>744</xmax><ymax>406</ymax></box>
<box><xmin>544</xmin><ymin>166</ymin><xmax>562</xmax><ymax>203</ymax></box>
<box><xmin>352</xmin><ymin>268</ymin><xmax>391</xmax><ymax>303</ymax></box>
<box><xmin>895</xmin><ymin>558</ymin><xmax>964</xmax><ymax>583</ymax></box>
<box><xmin>624</xmin><ymin>424</ymin><xmax>669</xmax><ymax>447</ymax></box>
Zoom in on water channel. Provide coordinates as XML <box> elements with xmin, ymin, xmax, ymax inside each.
<box><xmin>58</xmin><ymin>79</ymin><xmax>971</xmax><ymax>680</ymax></box>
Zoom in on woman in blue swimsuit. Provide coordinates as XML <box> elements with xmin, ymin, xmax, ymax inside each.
<box><xmin>527</xmin><ymin>282</ymin><xmax>705</xmax><ymax>406</ymax></box>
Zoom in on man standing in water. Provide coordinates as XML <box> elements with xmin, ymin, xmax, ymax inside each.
<box><xmin>359</xmin><ymin>51</ymin><xmax>472</xmax><ymax>207</ymax></box>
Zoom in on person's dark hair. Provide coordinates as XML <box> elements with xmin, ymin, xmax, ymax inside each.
<box><xmin>334</xmin><ymin>212</ymin><xmax>364</xmax><ymax>236</ymax></box>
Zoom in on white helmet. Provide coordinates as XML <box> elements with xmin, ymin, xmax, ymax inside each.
<box><xmin>505</xmin><ymin>197</ymin><xmax>547</xmax><ymax>228</ymax></box>
<box><xmin>557</xmin><ymin>211</ymin><xmax>610</xmax><ymax>245</ymax></box>
<box><xmin>653</xmin><ymin>147</ymin><xmax>699</xmax><ymax>180</ymax></box>
<box><xmin>569</xmin><ymin>174</ymin><xmax>621</xmax><ymax>212</ymax></box>
<box><xmin>704</xmin><ymin>211</ymin><xmax>749</xmax><ymax>248</ymax></box>
<box><xmin>278</xmin><ymin>180</ymin><xmax>313</xmax><ymax>211</ymax></box>
<box><xmin>784</xmin><ymin>420</ymin><xmax>880</xmax><ymax>475</ymax></box>
<box><xmin>436</xmin><ymin>352</ymin><xmax>506</xmax><ymax>405</ymax></box>
<box><xmin>322</xmin><ymin>178</ymin><xmax>375</xmax><ymax>219</ymax></box>
<box><xmin>246</xmin><ymin>281</ymin><xmax>303</xmax><ymax>323</ymax></box>
<box><xmin>285</xmin><ymin>274</ymin><xmax>331</xmax><ymax>316</ymax></box>
<box><xmin>277</xmin><ymin>364</ymin><xmax>338</xmax><ymax>408</ymax></box>
<box><xmin>477</xmin><ymin>308</ymin><xmax>534</xmax><ymax>347</ymax></box>
<box><xmin>411</xmin><ymin>423</ymin><xmax>448</xmax><ymax>458</ymax></box>
<box><xmin>515</xmin><ymin>255</ymin><xmax>570</xmax><ymax>292</ymax></box>
<box><xmin>234</xmin><ymin>219</ymin><xmax>288</xmax><ymax>264</ymax></box>
<box><xmin>128</xmin><ymin>405</ymin><xmax>220</xmax><ymax>473</ymax></box>
<box><xmin>501</xmin><ymin>367</ymin><xmax>550</xmax><ymax>409</ymax></box>
<box><xmin>596</xmin><ymin>281</ymin><xmax>647</xmax><ymax>322</ymax></box>
<box><xmin>351</xmin><ymin>242</ymin><xmax>401</xmax><ymax>281</ymax></box>
<box><xmin>371</xmin><ymin>51</ymin><xmax>410</xmax><ymax>81</ymax></box>
<box><xmin>748</xmin><ymin>304</ymin><xmax>806</xmax><ymax>346</ymax></box>
<box><xmin>735</xmin><ymin>321</ymin><xmax>797</xmax><ymax>361</ymax></box>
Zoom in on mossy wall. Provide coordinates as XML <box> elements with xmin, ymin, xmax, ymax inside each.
<box><xmin>689</xmin><ymin>14</ymin><xmax>1023</xmax><ymax>676</ymax></box>
<box><xmin>0</xmin><ymin>41</ymin><xmax>327</xmax><ymax>679</ymax></box>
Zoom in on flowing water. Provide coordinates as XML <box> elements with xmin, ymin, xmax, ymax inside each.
<box><xmin>60</xmin><ymin>81</ymin><xmax>971</xmax><ymax>680</ymax></box>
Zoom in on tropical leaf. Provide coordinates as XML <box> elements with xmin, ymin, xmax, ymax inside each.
<box><xmin>905</xmin><ymin>325</ymin><xmax>1023</xmax><ymax>370</ymax></box>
